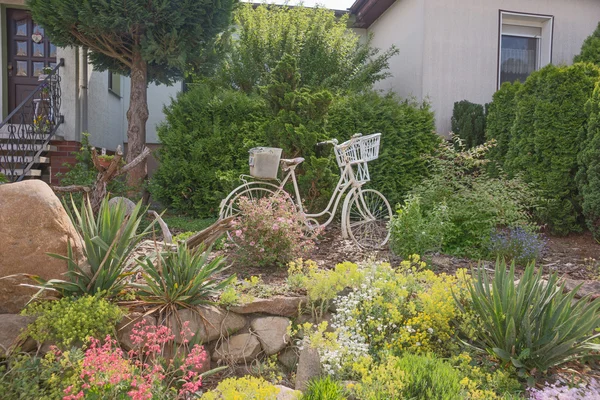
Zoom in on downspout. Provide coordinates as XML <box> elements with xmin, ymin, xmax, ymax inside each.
<box><xmin>80</xmin><ymin>46</ymin><xmax>88</xmax><ymax>133</ymax></box>
<box><xmin>74</xmin><ymin>47</ymin><xmax>80</xmax><ymax>139</ymax></box>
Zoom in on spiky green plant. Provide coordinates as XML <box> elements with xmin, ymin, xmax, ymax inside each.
<box><xmin>462</xmin><ymin>260</ymin><xmax>600</xmax><ymax>379</ymax></box>
<box><xmin>132</xmin><ymin>243</ymin><xmax>234</xmax><ymax>315</ymax></box>
<box><xmin>28</xmin><ymin>197</ymin><xmax>152</xmax><ymax>298</ymax></box>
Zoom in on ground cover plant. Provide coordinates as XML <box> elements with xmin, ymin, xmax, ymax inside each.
<box><xmin>389</xmin><ymin>138</ymin><xmax>540</xmax><ymax>260</ymax></box>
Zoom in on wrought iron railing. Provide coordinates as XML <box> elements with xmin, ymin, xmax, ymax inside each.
<box><xmin>0</xmin><ymin>58</ymin><xmax>64</xmax><ymax>182</ymax></box>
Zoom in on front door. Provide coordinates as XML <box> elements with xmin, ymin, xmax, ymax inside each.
<box><xmin>6</xmin><ymin>8</ymin><xmax>57</xmax><ymax>114</ymax></box>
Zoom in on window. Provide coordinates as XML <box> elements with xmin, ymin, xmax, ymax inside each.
<box><xmin>498</xmin><ymin>11</ymin><xmax>553</xmax><ymax>87</ymax></box>
<box><xmin>108</xmin><ymin>71</ymin><xmax>121</xmax><ymax>96</ymax></box>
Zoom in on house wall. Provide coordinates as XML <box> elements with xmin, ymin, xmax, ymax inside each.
<box><xmin>369</xmin><ymin>0</ymin><xmax>425</xmax><ymax>101</ymax></box>
<box><xmin>121</xmin><ymin>78</ymin><xmax>181</xmax><ymax>145</ymax></box>
<box><xmin>86</xmin><ymin>70</ymin><xmax>124</xmax><ymax>151</ymax></box>
<box><xmin>368</xmin><ymin>0</ymin><xmax>600</xmax><ymax>135</ymax></box>
<box><xmin>422</xmin><ymin>0</ymin><xmax>600</xmax><ymax>135</ymax></box>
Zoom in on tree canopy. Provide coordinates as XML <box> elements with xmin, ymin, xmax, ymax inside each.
<box><xmin>212</xmin><ymin>4</ymin><xmax>398</xmax><ymax>93</ymax></box>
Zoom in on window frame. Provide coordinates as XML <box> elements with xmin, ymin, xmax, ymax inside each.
<box><xmin>497</xmin><ymin>10</ymin><xmax>554</xmax><ymax>89</ymax></box>
<box><xmin>108</xmin><ymin>71</ymin><xmax>121</xmax><ymax>97</ymax></box>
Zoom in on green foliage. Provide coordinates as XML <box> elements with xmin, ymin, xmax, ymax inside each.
<box><xmin>451</xmin><ymin>100</ymin><xmax>487</xmax><ymax>149</ymax></box>
<box><xmin>30</xmin><ymin>197</ymin><xmax>152</xmax><ymax>298</ymax></box>
<box><xmin>162</xmin><ymin>216</ymin><xmax>217</xmax><ymax>233</ymax></box>
<box><xmin>389</xmin><ymin>195</ymin><xmax>449</xmax><ymax>258</ymax></box>
<box><xmin>462</xmin><ymin>260</ymin><xmax>600</xmax><ymax>379</ymax></box>
<box><xmin>574</xmin><ymin>22</ymin><xmax>600</xmax><ymax>66</ymax></box>
<box><xmin>0</xmin><ymin>348</ymin><xmax>84</xmax><ymax>399</ymax></box>
<box><xmin>0</xmin><ymin>172</ymin><xmax>7</xmax><ymax>183</ymax></box>
<box><xmin>353</xmin><ymin>354</ymin><xmax>463</xmax><ymax>400</ymax></box>
<box><xmin>214</xmin><ymin>3</ymin><xmax>397</xmax><ymax>93</ymax></box>
<box><xmin>504</xmin><ymin>63</ymin><xmax>600</xmax><ymax>234</ymax></box>
<box><xmin>172</xmin><ymin>231</ymin><xmax>195</xmax><ymax>242</ymax></box>
<box><xmin>485</xmin><ymin>82</ymin><xmax>521</xmax><ymax>175</ymax></box>
<box><xmin>261</xmin><ymin>55</ymin><xmax>336</xmax><ymax>210</ymax></box>
<box><xmin>577</xmin><ymin>82</ymin><xmax>600</xmax><ymax>239</ymax></box>
<box><xmin>200</xmin><ymin>376</ymin><xmax>281</xmax><ymax>400</ymax></box>
<box><xmin>303</xmin><ymin>376</ymin><xmax>347</xmax><ymax>400</ymax></box>
<box><xmin>22</xmin><ymin>295</ymin><xmax>123</xmax><ymax>347</ymax></box>
<box><xmin>133</xmin><ymin>242</ymin><xmax>234</xmax><ymax>314</ymax></box>
<box><xmin>150</xmin><ymin>85</ymin><xmax>266</xmax><ymax>217</ymax></box>
<box><xmin>27</xmin><ymin>0</ymin><xmax>234</xmax><ymax>85</ymax></box>
<box><xmin>406</xmin><ymin>139</ymin><xmax>538</xmax><ymax>258</ymax></box>
<box><xmin>326</xmin><ymin>92</ymin><xmax>439</xmax><ymax>208</ymax></box>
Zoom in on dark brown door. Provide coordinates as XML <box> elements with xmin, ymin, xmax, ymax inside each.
<box><xmin>7</xmin><ymin>9</ymin><xmax>57</xmax><ymax>113</ymax></box>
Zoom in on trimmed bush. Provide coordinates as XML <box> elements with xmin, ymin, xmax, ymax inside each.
<box><xmin>150</xmin><ymin>85</ymin><xmax>267</xmax><ymax>217</ymax></box>
<box><xmin>485</xmin><ymin>81</ymin><xmax>521</xmax><ymax>174</ymax></box>
<box><xmin>504</xmin><ymin>63</ymin><xmax>600</xmax><ymax>234</ymax></box>
<box><xmin>326</xmin><ymin>91</ymin><xmax>439</xmax><ymax>208</ymax></box>
<box><xmin>450</xmin><ymin>100</ymin><xmax>486</xmax><ymax>148</ymax></box>
<box><xmin>574</xmin><ymin>22</ymin><xmax>600</xmax><ymax>66</ymax></box>
<box><xmin>577</xmin><ymin>82</ymin><xmax>600</xmax><ymax>238</ymax></box>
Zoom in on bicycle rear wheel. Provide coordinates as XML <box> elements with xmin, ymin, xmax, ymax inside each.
<box><xmin>346</xmin><ymin>189</ymin><xmax>392</xmax><ymax>249</ymax></box>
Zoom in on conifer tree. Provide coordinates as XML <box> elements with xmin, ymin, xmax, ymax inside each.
<box><xmin>27</xmin><ymin>0</ymin><xmax>234</xmax><ymax>187</ymax></box>
<box><xmin>575</xmin><ymin>21</ymin><xmax>600</xmax><ymax>66</ymax></box>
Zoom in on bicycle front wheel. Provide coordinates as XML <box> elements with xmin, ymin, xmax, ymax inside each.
<box><xmin>346</xmin><ymin>189</ymin><xmax>392</xmax><ymax>249</ymax></box>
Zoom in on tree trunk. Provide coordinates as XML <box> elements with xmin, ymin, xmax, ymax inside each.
<box><xmin>126</xmin><ymin>51</ymin><xmax>149</xmax><ymax>191</ymax></box>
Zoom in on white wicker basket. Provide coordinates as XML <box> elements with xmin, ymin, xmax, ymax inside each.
<box><xmin>334</xmin><ymin>133</ymin><xmax>381</xmax><ymax>168</ymax></box>
<box><xmin>248</xmin><ymin>147</ymin><xmax>282</xmax><ymax>179</ymax></box>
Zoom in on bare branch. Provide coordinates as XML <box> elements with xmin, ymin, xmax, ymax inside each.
<box><xmin>116</xmin><ymin>147</ymin><xmax>152</xmax><ymax>177</ymax></box>
<box><xmin>51</xmin><ymin>185</ymin><xmax>92</xmax><ymax>193</ymax></box>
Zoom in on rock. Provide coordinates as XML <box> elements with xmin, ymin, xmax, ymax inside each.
<box><xmin>278</xmin><ymin>347</ymin><xmax>299</xmax><ymax>371</ymax></box>
<box><xmin>230</xmin><ymin>296</ymin><xmax>308</xmax><ymax>317</ymax></box>
<box><xmin>275</xmin><ymin>385</ymin><xmax>301</xmax><ymax>400</ymax></box>
<box><xmin>295</xmin><ymin>346</ymin><xmax>321</xmax><ymax>391</ymax></box>
<box><xmin>0</xmin><ymin>181</ymin><xmax>83</xmax><ymax>313</ymax></box>
<box><xmin>212</xmin><ymin>333</ymin><xmax>261</xmax><ymax>363</ymax></box>
<box><xmin>563</xmin><ymin>278</ymin><xmax>600</xmax><ymax>299</ymax></box>
<box><xmin>108</xmin><ymin>197</ymin><xmax>137</xmax><ymax>216</ymax></box>
<box><xmin>117</xmin><ymin>313</ymin><xmax>157</xmax><ymax>351</ymax></box>
<box><xmin>251</xmin><ymin>316</ymin><xmax>290</xmax><ymax>355</ymax></box>
<box><xmin>172</xmin><ymin>306</ymin><xmax>246</xmax><ymax>344</ymax></box>
<box><xmin>0</xmin><ymin>314</ymin><xmax>36</xmax><ymax>356</ymax></box>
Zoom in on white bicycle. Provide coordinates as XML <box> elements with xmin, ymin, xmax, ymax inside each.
<box><xmin>219</xmin><ymin>133</ymin><xmax>392</xmax><ymax>249</ymax></box>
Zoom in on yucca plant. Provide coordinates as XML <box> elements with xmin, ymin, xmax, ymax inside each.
<box><xmin>461</xmin><ymin>260</ymin><xmax>600</xmax><ymax>380</ymax></box>
<box><xmin>27</xmin><ymin>196</ymin><xmax>152</xmax><ymax>298</ymax></box>
<box><xmin>132</xmin><ymin>242</ymin><xmax>234</xmax><ymax>316</ymax></box>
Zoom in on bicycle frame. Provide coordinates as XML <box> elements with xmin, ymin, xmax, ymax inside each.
<box><xmin>244</xmin><ymin>159</ymin><xmax>366</xmax><ymax>232</ymax></box>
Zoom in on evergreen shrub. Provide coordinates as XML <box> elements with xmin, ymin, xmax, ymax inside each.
<box><xmin>574</xmin><ymin>22</ymin><xmax>600</xmax><ymax>66</ymax></box>
<box><xmin>485</xmin><ymin>81</ymin><xmax>520</xmax><ymax>175</ymax></box>
<box><xmin>450</xmin><ymin>100</ymin><xmax>486</xmax><ymax>149</ymax></box>
<box><xmin>577</xmin><ymin>82</ymin><xmax>600</xmax><ymax>239</ymax></box>
<box><xmin>150</xmin><ymin>85</ymin><xmax>267</xmax><ymax>217</ymax></box>
<box><xmin>504</xmin><ymin>63</ymin><xmax>600</xmax><ymax>234</ymax></box>
<box><xmin>326</xmin><ymin>91</ymin><xmax>439</xmax><ymax>208</ymax></box>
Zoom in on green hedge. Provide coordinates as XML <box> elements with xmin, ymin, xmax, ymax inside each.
<box><xmin>151</xmin><ymin>86</ymin><xmax>439</xmax><ymax>217</ymax></box>
<box><xmin>574</xmin><ymin>21</ymin><xmax>600</xmax><ymax>66</ymax></box>
<box><xmin>149</xmin><ymin>85</ymin><xmax>267</xmax><ymax>217</ymax></box>
<box><xmin>498</xmin><ymin>63</ymin><xmax>600</xmax><ymax>234</ymax></box>
<box><xmin>450</xmin><ymin>100</ymin><xmax>486</xmax><ymax>148</ymax></box>
<box><xmin>577</xmin><ymin>82</ymin><xmax>600</xmax><ymax>238</ymax></box>
<box><xmin>326</xmin><ymin>92</ymin><xmax>439</xmax><ymax>208</ymax></box>
<box><xmin>485</xmin><ymin>81</ymin><xmax>520</xmax><ymax>174</ymax></box>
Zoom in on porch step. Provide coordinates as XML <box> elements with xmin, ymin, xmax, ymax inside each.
<box><xmin>0</xmin><ymin>155</ymin><xmax>49</xmax><ymax>164</ymax></box>
<box><xmin>0</xmin><ymin>143</ymin><xmax>57</xmax><ymax>152</ymax></box>
<box><xmin>1</xmin><ymin>168</ymin><xmax>42</xmax><ymax>177</ymax></box>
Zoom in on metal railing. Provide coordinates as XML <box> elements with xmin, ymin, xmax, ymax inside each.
<box><xmin>0</xmin><ymin>58</ymin><xmax>64</xmax><ymax>182</ymax></box>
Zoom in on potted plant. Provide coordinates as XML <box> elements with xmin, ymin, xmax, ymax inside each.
<box><xmin>97</xmin><ymin>155</ymin><xmax>124</xmax><ymax>169</ymax></box>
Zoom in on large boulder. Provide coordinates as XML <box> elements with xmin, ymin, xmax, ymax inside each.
<box><xmin>171</xmin><ymin>306</ymin><xmax>247</xmax><ymax>344</ymax></box>
<box><xmin>230</xmin><ymin>296</ymin><xmax>308</xmax><ymax>317</ymax></box>
<box><xmin>0</xmin><ymin>180</ymin><xmax>82</xmax><ymax>313</ymax></box>
<box><xmin>212</xmin><ymin>333</ymin><xmax>261</xmax><ymax>363</ymax></box>
<box><xmin>251</xmin><ymin>316</ymin><xmax>290</xmax><ymax>355</ymax></box>
<box><xmin>295</xmin><ymin>346</ymin><xmax>321</xmax><ymax>391</ymax></box>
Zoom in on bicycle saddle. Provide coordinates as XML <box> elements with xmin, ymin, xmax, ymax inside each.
<box><xmin>280</xmin><ymin>157</ymin><xmax>305</xmax><ymax>166</ymax></box>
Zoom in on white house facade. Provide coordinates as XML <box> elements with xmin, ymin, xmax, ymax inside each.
<box><xmin>350</xmin><ymin>0</ymin><xmax>600</xmax><ymax>135</ymax></box>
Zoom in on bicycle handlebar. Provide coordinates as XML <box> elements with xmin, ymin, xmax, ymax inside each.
<box><xmin>316</xmin><ymin>139</ymin><xmax>339</xmax><ymax>146</ymax></box>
